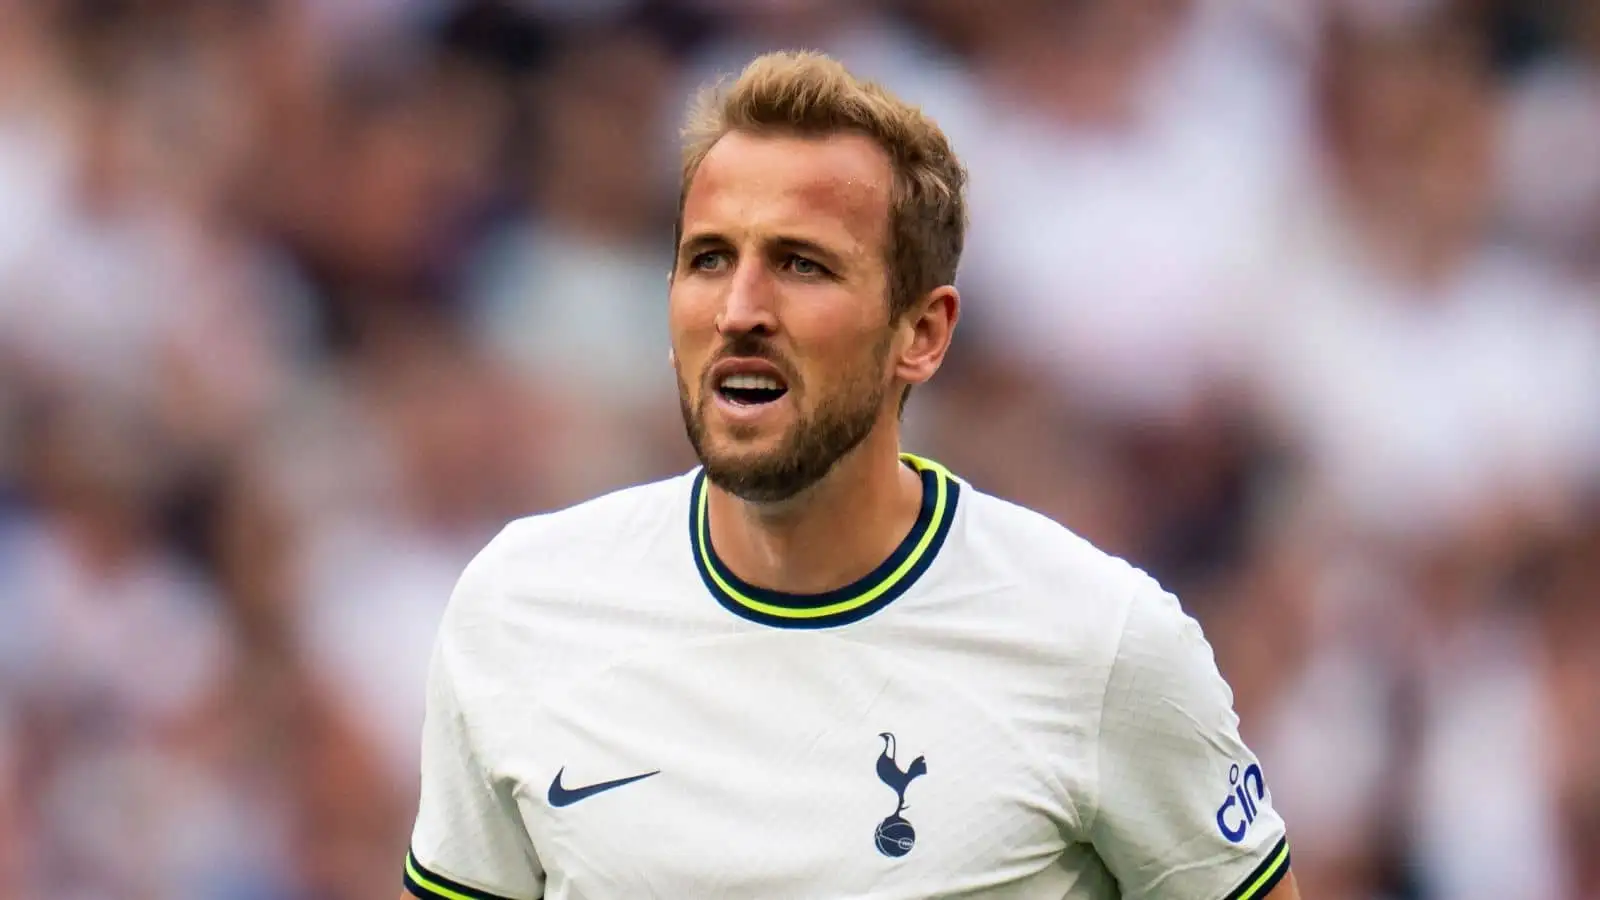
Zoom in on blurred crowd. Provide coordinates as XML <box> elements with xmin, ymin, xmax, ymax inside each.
<box><xmin>0</xmin><ymin>0</ymin><xmax>1596</xmax><ymax>897</ymax></box>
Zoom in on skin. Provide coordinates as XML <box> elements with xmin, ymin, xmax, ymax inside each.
<box><xmin>402</xmin><ymin>128</ymin><xmax>1303</xmax><ymax>900</ymax></box>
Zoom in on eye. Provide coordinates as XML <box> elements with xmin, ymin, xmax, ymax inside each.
<box><xmin>688</xmin><ymin>251</ymin><xmax>729</xmax><ymax>273</ymax></box>
<box><xmin>785</xmin><ymin>255</ymin><xmax>829</xmax><ymax>277</ymax></box>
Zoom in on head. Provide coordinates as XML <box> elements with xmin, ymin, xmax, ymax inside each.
<box><xmin>669</xmin><ymin>52</ymin><xmax>966</xmax><ymax>504</ymax></box>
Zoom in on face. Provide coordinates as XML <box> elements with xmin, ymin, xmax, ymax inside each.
<box><xmin>669</xmin><ymin>130</ymin><xmax>901</xmax><ymax>504</ymax></box>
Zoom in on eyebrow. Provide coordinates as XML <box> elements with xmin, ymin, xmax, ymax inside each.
<box><xmin>677</xmin><ymin>233</ymin><xmax>850</xmax><ymax>269</ymax></box>
<box><xmin>676</xmin><ymin>234</ymin><xmax>726</xmax><ymax>260</ymax></box>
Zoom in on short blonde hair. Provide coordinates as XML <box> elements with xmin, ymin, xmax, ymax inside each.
<box><xmin>677</xmin><ymin>51</ymin><xmax>967</xmax><ymax>320</ymax></box>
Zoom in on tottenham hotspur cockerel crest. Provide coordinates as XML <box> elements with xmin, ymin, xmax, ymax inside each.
<box><xmin>873</xmin><ymin>733</ymin><xmax>928</xmax><ymax>858</ymax></box>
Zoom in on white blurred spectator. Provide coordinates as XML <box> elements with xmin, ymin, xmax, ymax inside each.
<box><xmin>1412</xmin><ymin>612</ymin><xmax>1571</xmax><ymax>900</ymax></box>
<box><xmin>262</xmin><ymin>325</ymin><xmax>557</xmax><ymax>786</ymax></box>
<box><xmin>295</xmin><ymin>514</ymin><xmax>480</xmax><ymax>786</ymax></box>
<box><xmin>953</xmin><ymin>0</ymin><xmax>1311</xmax><ymax>424</ymax></box>
<box><xmin>1255</xmin><ymin>553</ymin><xmax>1408</xmax><ymax>889</ymax></box>
<box><xmin>1251</xmin><ymin>6</ymin><xmax>1600</xmax><ymax>544</ymax></box>
<box><xmin>1256</xmin><ymin>236</ymin><xmax>1600</xmax><ymax>542</ymax></box>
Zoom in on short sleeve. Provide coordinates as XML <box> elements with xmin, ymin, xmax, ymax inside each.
<box><xmin>406</xmin><ymin>553</ymin><xmax>544</xmax><ymax>900</ymax></box>
<box><xmin>1089</xmin><ymin>583</ymin><xmax>1291</xmax><ymax>900</ymax></box>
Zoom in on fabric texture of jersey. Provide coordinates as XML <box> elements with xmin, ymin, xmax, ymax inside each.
<box><xmin>406</xmin><ymin>455</ymin><xmax>1290</xmax><ymax>900</ymax></box>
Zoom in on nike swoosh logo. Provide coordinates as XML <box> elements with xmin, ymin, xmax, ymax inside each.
<box><xmin>547</xmin><ymin>767</ymin><xmax>660</xmax><ymax>807</ymax></box>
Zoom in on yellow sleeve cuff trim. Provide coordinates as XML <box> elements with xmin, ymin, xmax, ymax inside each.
<box><xmin>403</xmin><ymin>849</ymin><xmax>526</xmax><ymax>900</ymax></box>
<box><xmin>1223</xmin><ymin>836</ymin><xmax>1291</xmax><ymax>900</ymax></box>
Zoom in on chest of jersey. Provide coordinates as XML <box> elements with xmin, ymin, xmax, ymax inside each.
<box><xmin>495</xmin><ymin>633</ymin><xmax>1109</xmax><ymax>899</ymax></box>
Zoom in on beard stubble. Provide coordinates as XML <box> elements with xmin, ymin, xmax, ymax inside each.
<box><xmin>678</xmin><ymin>333</ymin><xmax>892</xmax><ymax>504</ymax></box>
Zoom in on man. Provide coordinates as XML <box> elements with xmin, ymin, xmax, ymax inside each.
<box><xmin>402</xmin><ymin>51</ymin><xmax>1298</xmax><ymax>900</ymax></box>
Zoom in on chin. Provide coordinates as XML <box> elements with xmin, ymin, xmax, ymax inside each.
<box><xmin>701</xmin><ymin>455</ymin><xmax>820</xmax><ymax>505</ymax></box>
<box><xmin>702</xmin><ymin>428</ymin><xmax>788</xmax><ymax>464</ymax></box>
<box><xmin>714</xmin><ymin>418</ymin><xmax>784</xmax><ymax>444</ymax></box>
<box><xmin>693</xmin><ymin>429</ymin><xmax>816</xmax><ymax>503</ymax></box>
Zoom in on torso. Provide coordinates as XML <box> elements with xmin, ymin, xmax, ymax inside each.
<box><xmin>450</xmin><ymin>461</ymin><xmax>1148</xmax><ymax>899</ymax></box>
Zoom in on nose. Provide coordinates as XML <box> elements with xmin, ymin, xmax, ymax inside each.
<box><xmin>716</xmin><ymin>259</ymin><xmax>778</xmax><ymax>337</ymax></box>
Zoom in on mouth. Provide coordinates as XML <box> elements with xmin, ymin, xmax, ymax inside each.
<box><xmin>714</xmin><ymin>371</ymin><xmax>790</xmax><ymax>408</ymax></box>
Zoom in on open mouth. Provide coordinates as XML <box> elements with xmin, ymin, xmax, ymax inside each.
<box><xmin>716</xmin><ymin>372</ymin><xmax>789</xmax><ymax>407</ymax></box>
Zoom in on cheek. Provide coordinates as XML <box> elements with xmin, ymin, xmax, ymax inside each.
<box><xmin>668</xmin><ymin>289</ymin><xmax>717</xmax><ymax>361</ymax></box>
<box><xmin>796</xmin><ymin>329</ymin><xmax>894</xmax><ymax>397</ymax></box>
<box><xmin>669</xmin><ymin>327</ymin><xmax>727</xmax><ymax>408</ymax></box>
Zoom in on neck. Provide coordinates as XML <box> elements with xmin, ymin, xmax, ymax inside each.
<box><xmin>706</xmin><ymin>425</ymin><xmax>923</xmax><ymax>595</ymax></box>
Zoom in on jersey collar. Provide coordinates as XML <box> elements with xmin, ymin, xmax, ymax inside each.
<box><xmin>689</xmin><ymin>453</ymin><xmax>960</xmax><ymax>629</ymax></box>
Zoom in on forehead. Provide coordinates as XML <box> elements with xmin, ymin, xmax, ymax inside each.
<box><xmin>681</xmin><ymin>130</ymin><xmax>893</xmax><ymax>254</ymax></box>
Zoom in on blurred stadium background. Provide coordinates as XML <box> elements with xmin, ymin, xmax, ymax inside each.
<box><xmin>0</xmin><ymin>0</ymin><xmax>1596</xmax><ymax>897</ymax></box>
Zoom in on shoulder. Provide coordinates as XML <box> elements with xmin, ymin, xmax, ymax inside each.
<box><xmin>441</xmin><ymin>472</ymin><xmax>695</xmax><ymax>626</ymax></box>
<box><xmin>952</xmin><ymin>484</ymin><xmax>1166</xmax><ymax>641</ymax></box>
<box><xmin>487</xmin><ymin>473</ymin><xmax>693</xmax><ymax>568</ymax></box>
<box><xmin>943</xmin><ymin>481</ymin><xmax>1231</xmax><ymax>713</ymax></box>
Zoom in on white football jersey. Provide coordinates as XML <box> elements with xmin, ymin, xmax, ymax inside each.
<box><xmin>405</xmin><ymin>455</ymin><xmax>1290</xmax><ymax>900</ymax></box>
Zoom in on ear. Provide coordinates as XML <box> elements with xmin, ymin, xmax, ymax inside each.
<box><xmin>893</xmin><ymin>285</ymin><xmax>960</xmax><ymax>390</ymax></box>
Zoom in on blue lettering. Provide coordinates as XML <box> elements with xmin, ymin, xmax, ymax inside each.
<box><xmin>1217</xmin><ymin>762</ymin><xmax>1270</xmax><ymax>842</ymax></box>
<box><xmin>1216</xmin><ymin>795</ymin><xmax>1248</xmax><ymax>843</ymax></box>
<box><xmin>1243</xmin><ymin>764</ymin><xmax>1267</xmax><ymax>803</ymax></box>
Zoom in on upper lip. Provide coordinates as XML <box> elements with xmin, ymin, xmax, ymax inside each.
<box><xmin>709</xmin><ymin>357</ymin><xmax>789</xmax><ymax>389</ymax></box>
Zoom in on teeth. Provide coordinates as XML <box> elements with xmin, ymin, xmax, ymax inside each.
<box><xmin>720</xmin><ymin>373</ymin><xmax>784</xmax><ymax>391</ymax></box>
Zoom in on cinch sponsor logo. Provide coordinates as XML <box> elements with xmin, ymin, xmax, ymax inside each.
<box><xmin>1215</xmin><ymin>762</ymin><xmax>1268</xmax><ymax>843</ymax></box>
